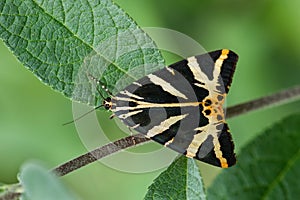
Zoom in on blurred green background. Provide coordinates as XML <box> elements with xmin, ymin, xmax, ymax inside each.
<box><xmin>1</xmin><ymin>0</ymin><xmax>300</xmax><ymax>199</ymax></box>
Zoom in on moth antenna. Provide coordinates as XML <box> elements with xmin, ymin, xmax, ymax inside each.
<box><xmin>102</xmin><ymin>84</ymin><xmax>113</xmax><ymax>96</ymax></box>
<box><xmin>63</xmin><ymin>105</ymin><xmax>103</xmax><ymax>126</ymax></box>
<box><xmin>87</xmin><ymin>74</ymin><xmax>113</xmax><ymax>98</ymax></box>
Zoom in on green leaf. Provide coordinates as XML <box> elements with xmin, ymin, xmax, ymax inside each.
<box><xmin>144</xmin><ymin>156</ymin><xmax>206</xmax><ymax>200</ymax></box>
<box><xmin>0</xmin><ymin>0</ymin><xmax>164</xmax><ymax>106</ymax></box>
<box><xmin>0</xmin><ymin>183</ymin><xmax>4</xmax><ymax>193</ymax></box>
<box><xmin>19</xmin><ymin>162</ymin><xmax>77</xmax><ymax>200</ymax></box>
<box><xmin>207</xmin><ymin>114</ymin><xmax>300</xmax><ymax>200</ymax></box>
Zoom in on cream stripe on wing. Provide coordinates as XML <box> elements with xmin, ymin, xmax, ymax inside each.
<box><xmin>146</xmin><ymin>114</ymin><xmax>188</xmax><ymax>138</ymax></box>
<box><xmin>187</xmin><ymin>121</ymin><xmax>220</xmax><ymax>158</ymax></box>
<box><xmin>119</xmin><ymin>90</ymin><xmax>144</xmax><ymax>100</ymax></box>
<box><xmin>212</xmin><ymin>49</ymin><xmax>229</xmax><ymax>91</ymax></box>
<box><xmin>185</xmin><ymin>130</ymin><xmax>209</xmax><ymax>158</ymax></box>
<box><xmin>192</xmin><ymin>123</ymin><xmax>229</xmax><ymax>168</ymax></box>
<box><xmin>166</xmin><ymin>67</ymin><xmax>175</xmax><ymax>75</ymax></box>
<box><xmin>132</xmin><ymin>82</ymin><xmax>142</xmax><ymax>87</ymax></box>
<box><xmin>187</xmin><ymin>56</ymin><xmax>210</xmax><ymax>87</ymax></box>
<box><xmin>118</xmin><ymin>110</ymin><xmax>143</xmax><ymax>119</ymax></box>
<box><xmin>212</xmin><ymin>134</ymin><xmax>228</xmax><ymax>168</ymax></box>
<box><xmin>147</xmin><ymin>74</ymin><xmax>188</xmax><ymax>100</ymax></box>
<box><xmin>187</xmin><ymin>49</ymin><xmax>230</xmax><ymax>94</ymax></box>
<box><xmin>112</xmin><ymin>102</ymin><xmax>201</xmax><ymax>112</ymax></box>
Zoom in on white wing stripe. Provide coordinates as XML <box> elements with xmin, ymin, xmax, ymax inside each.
<box><xmin>146</xmin><ymin>114</ymin><xmax>188</xmax><ymax>138</ymax></box>
<box><xmin>147</xmin><ymin>74</ymin><xmax>188</xmax><ymax>100</ymax></box>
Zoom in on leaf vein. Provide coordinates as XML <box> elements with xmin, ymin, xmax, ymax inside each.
<box><xmin>261</xmin><ymin>147</ymin><xmax>300</xmax><ymax>199</ymax></box>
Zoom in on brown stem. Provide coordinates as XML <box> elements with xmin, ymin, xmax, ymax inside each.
<box><xmin>53</xmin><ymin>134</ymin><xmax>150</xmax><ymax>176</ymax></box>
<box><xmin>52</xmin><ymin>85</ymin><xmax>300</xmax><ymax>177</ymax></box>
<box><xmin>0</xmin><ymin>184</ymin><xmax>22</xmax><ymax>200</ymax></box>
<box><xmin>3</xmin><ymin>86</ymin><xmax>300</xmax><ymax>200</ymax></box>
<box><xmin>0</xmin><ymin>193</ymin><xmax>21</xmax><ymax>200</ymax></box>
<box><xmin>226</xmin><ymin>85</ymin><xmax>300</xmax><ymax>118</ymax></box>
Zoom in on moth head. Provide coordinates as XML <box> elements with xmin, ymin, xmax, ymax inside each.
<box><xmin>103</xmin><ymin>97</ymin><xmax>112</xmax><ymax>110</ymax></box>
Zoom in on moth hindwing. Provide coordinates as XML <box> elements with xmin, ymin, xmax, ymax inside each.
<box><xmin>102</xmin><ymin>49</ymin><xmax>238</xmax><ymax>168</ymax></box>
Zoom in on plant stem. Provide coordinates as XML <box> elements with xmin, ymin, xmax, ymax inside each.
<box><xmin>2</xmin><ymin>85</ymin><xmax>300</xmax><ymax>200</ymax></box>
<box><xmin>52</xmin><ymin>85</ymin><xmax>300</xmax><ymax>177</ymax></box>
<box><xmin>0</xmin><ymin>193</ymin><xmax>20</xmax><ymax>200</ymax></box>
<box><xmin>226</xmin><ymin>85</ymin><xmax>300</xmax><ymax>118</ymax></box>
<box><xmin>0</xmin><ymin>184</ymin><xmax>22</xmax><ymax>200</ymax></box>
<box><xmin>54</xmin><ymin>135</ymin><xmax>150</xmax><ymax>176</ymax></box>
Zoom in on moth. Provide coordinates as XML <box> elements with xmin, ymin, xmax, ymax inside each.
<box><xmin>97</xmin><ymin>49</ymin><xmax>238</xmax><ymax>168</ymax></box>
